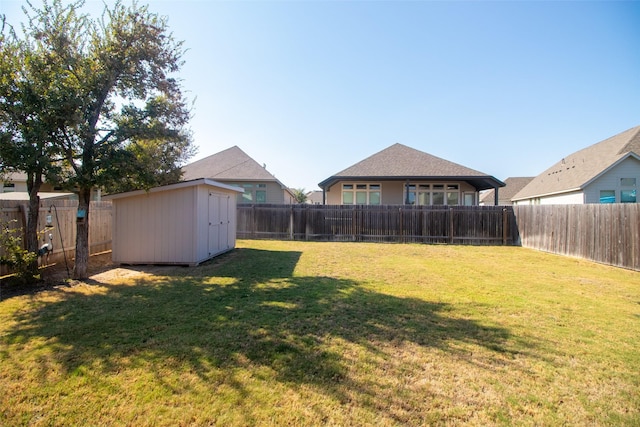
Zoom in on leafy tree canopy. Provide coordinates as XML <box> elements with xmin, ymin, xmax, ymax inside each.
<box><xmin>292</xmin><ymin>188</ymin><xmax>308</xmax><ymax>204</ymax></box>
<box><xmin>0</xmin><ymin>0</ymin><xmax>196</xmax><ymax>278</ymax></box>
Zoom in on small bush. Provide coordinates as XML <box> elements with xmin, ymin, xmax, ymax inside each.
<box><xmin>0</xmin><ymin>220</ymin><xmax>39</xmax><ymax>285</ymax></box>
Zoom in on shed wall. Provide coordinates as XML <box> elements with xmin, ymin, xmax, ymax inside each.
<box><xmin>112</xmin><ymin>186</ymin><xmax>198</xmax><ymax>265</ymax></box>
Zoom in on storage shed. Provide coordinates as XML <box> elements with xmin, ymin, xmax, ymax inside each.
<box><xmin>106</xmin><ymin>179</ymin><xmax>243</xmax><ymax>266</ymax></box>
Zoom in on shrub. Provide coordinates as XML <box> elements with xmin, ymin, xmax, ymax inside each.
<box><xmin>0</xmin><ymin>220</ymin><xmax>39</xmax><ymax>285</ymax></box>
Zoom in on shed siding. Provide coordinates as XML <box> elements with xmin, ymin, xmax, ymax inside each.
<box><xmin>112</xmin><ymin>186</ymin><xmax>198</xmax><ymax>264</ymax></box>
<box><xmin>110</xmin><ymin>180</ymin><xmax>240</xmax><ymax>266</ymax></box>
<box><xmin>583</xmin><ymin>157</ymin><xmax>640</xmax><ymax>203</ymax></box>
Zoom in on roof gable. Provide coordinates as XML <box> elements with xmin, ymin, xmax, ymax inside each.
<box><xmin>319</xmin><ymin>143</ymin><xmax>502</xmax><ymax>190</ymax></box>
<box><xmin>333</xmin><ymin>143</ymin><xmax>488</xmax><ymax>177</ymax></box>
<box><xmin>182</xmin><ymin>146</ymin><xmax>279</xmax><ymax>182</ymax></box>
<box><xmin>513</xmin><ymin>126</ymin><xmax>640</xmax><ymax>201</ymax></box>
<box><xmin>480</xmin><ymin>177</ymin><xmax>534</xmax><ymax>205</ymax></box>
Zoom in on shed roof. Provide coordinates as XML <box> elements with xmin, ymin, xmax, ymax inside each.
<box><xmin>512</xmin><ymin>126</ymin><xmax>640</xmax><ymax>201</ymax></box>
<box><xmin>104</xmin><ymin>178</ymin><xmax>243</xmax><ymax>201</ymax></box>
<box><xmin>318</xmin><ymin>143</ymin><xmax>504</xmax><ymax>190</ymax></box>
<box><xmin>182</xmin><ymin>146</ymin><xmax>281</xmax><ymax>183</ymax></box>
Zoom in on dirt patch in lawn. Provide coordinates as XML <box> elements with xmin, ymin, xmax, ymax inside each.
<box><xmin>1</xmin><ymin>251</ymin><xmax>176</xmax><ymax>299</ymax></box>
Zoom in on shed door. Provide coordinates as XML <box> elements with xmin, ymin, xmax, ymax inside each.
<box><xmin>209</xmin><ymin>192</ymin><xmax>230</xmax><ymax>255</ymax></box>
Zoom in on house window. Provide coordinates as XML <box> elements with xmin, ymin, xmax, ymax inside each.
<box><xmin>446</xmin><ymin>184</ymin><xmax>459</xmax><ymax>205</ymax></box>
<box><xmin>240</xmin><ymin>184</ymin><xmax>253</xmax><ymax>203</ymax></box>
<box><xmin>256</xmin><ymin>184</ymin><xmax>267</xmax><ymax>203</ymax></box>
<box><xmin>599</xmin><ymin>190</ymin><xmax>615</xmax><ymax>204</ymax></box>
<box><xmin>621</xmin><ymin>190</ymin><xmax>636</xmax><ymax>203</ymax></box>
<box><xmin>432</xmin><ymin>184</ymin><xmax>445</xmax><ymax>205</ymax></box>
<box><xmin>2</xmin><ymin>183</ymin><xmax>15</xmax><ymax>193</ymax></box>
<box><xmin>406</xmin><ymin>183</ymin><xmax>464</xmax><ymax>205</ymax></box>
<box><xmin>233</xmin><ymin>183</ymin><xmax>268</xmax><ymax>204</ymax></box>
<box><xmin>342</xmin><ymin>183</ymin><xmax>381</xmax><ymax>205</ymax></box>
<box><xmin>369</xmin><ymin>185</ymin><xmax>381</xmax><ymax>205</ymax></box>
<box><xmin>620</xmin><ymin>178</ymin><xmax>636</xmax><ymax>203</ymax></box>
<box><xmin>463</xmin><ymin>193</ymin><xmax>475</xmax><ymax>206</ymax></box>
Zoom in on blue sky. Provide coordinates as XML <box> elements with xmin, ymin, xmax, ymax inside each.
<box><xmin>2</xmin><ymin>1</ymin><xmax>639</xmax><ymax>192</ymax></box>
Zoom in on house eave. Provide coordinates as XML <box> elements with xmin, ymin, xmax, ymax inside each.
<box><xmin>319</xmin><ymin>175</ymin><xmax>505</xmax><ymax>191</ymax></box>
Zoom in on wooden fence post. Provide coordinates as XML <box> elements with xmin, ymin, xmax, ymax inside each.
<box><xmin>502</xmin><ymin>208</ymin><xmax>508</xmax><ymax>245</ymax></box>
<box><xmin>289</xmin><ymin>205</ymin><xmax>294</xmax><ymax>240</ymax></box>
<box><xmin>398</xmin><ymin>207</ymin><xmax>403</xmax><ymax>243</ymax></box>
<box><xmin>251</xmin><ymin>204</ymin><xmax>256</xmax><ymax>238</ymax></box>
<box><xmin>449</xmin><ymin>207</ymin><xmax>454</xmax><ymax>244</ymax></box>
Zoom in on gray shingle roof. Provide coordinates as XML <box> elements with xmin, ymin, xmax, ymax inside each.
<box><xmin>480</xmin><ymin>177</ymin><xmax>534</xmax><ymax>205</ymax></box>
<box><xmin>319</xmin><ymin>143</ymin><xmax>503</xmax><ymax>190</ymax></box>
<box><xmin>512</xmin><ymin>126</ymin><xmax>640</xmax><ymax>201</ymax></box>
<box><xmin>182</xmin><ymin>146</ymin><xmax>279</xmax><ymax>182</ymax></box>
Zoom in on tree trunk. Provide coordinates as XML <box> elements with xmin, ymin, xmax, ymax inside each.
<box><xmin>26</xmin><ymin>175</ymin><xmax>42</xmax><ymax>274</ymax></box>
<box><xmin>73</xmin><ymin>187</ymin><xmax>91</xmax><ymax>279</ymax></box>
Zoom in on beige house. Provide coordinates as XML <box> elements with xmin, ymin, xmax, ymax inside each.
<box><xmin>106</xmin><ymin>179</ymin><xmax>243</xmax><ymax>266</ymax></box>
<box><xmin>182</xmin><ymin>146</ymin><xmax>295</xmax><ymax>204</ymax></box>
<box><xmin>1</xmin><ymin>172</ymin><xmax>101</xmax><ymax>201</ymax></box>
<box><xmin>305</xmin><ymin>190</ymin><xmax>323</xmax><ymax>205</ymax></box>
<box><xmin>1</xmin><ymin>172</ymin><xmax>29</xmax><ymax>193</ymax></box>
<box><xmin>480</xmin><ymin>177</ymin><xmax>534</xmax><ymax>206</ymax></box>
<box><xmin>512</xmin><ymin>126</ymin><xmax>640</xmax><ymax>205</ymax></box>
<box><xmin>319</xmin><ymin>143</ymin><xmax>504</xmax><ymax>205</ymax></box>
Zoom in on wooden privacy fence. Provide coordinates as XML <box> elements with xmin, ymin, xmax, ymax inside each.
<box><xmin>237</xmin><ymin>204</ymin><xmax>517</xmax><ymax>245</ymax></box>
<box><xmin>513</xmin><ymin>204</ymin><xmax>640</xmax><ymax>271</ymax></box>
<box><xmin>0</xmin><ymin>199</ymin><xmax>112</xmax><ymax>275</ymax></box>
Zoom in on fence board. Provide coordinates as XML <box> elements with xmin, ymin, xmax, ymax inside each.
<box><xmin>513</xmin><ymin>204</ymin><xmax>639</xmax><ymax>271</ymax></box>
<box><xmin>237</xmin><ymin>204</ymin><xmax>517</xmax><ymax>245</ymax></box>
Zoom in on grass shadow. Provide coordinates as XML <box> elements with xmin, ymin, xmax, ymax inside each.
<box><xmin>2</xmin><ymin>247</ymin><xmax>519</xmax><ymax>420</ymax></box>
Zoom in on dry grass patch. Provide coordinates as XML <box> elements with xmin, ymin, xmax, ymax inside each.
<box><xmin>1</xmin><ymin>240</ymin><xmax>638</xmax><ymax>426</ymax></box>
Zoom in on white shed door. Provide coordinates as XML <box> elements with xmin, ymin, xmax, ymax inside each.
<box><xmin>209</xmin><ymin>192</ymin><xmax>231</xmax><ymax>255</ymax></box>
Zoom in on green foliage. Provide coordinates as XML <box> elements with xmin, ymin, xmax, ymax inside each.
<box><xmin>0</xmin><ymin>220</ymin><xmax>39</xmax><ymax>285</ymax></box>
<box><xmin>1</xmin><ymin>0</ymin><xmax>196</xmax><ymax>277</ymax></box>
<box><xmin>291</xmin><ymin>188</ymin><xmax>308</xmax><ymax>203</ymax></box>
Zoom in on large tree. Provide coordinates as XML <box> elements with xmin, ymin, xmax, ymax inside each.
<box><xmin>1</xmin><ymin>0</ymin><xmax>194</xmax><ymax>279</ymax></box>
<box><xmin>0</xmin><ymin>12</ymin><xmax>74</xmax><ymax>273</ymax></box>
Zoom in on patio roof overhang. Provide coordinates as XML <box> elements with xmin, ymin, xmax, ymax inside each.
<box><xmin>318</xmin><ymin>175</ymin><xmax>505</xmax><ymax>192</ymax></box>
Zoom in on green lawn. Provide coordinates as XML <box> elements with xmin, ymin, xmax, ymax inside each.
<box><xmin>1</xmin><ymin>240</ymin><xmax>638</xmax><ymax>426</ymax></box>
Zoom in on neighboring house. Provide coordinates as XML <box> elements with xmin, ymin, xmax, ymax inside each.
<box><xmin>0</xmin><ymin>172</ymin><xmax>98</xmax><ymax>201</ymax></box>
<box><xmin>306</xmin><ymin>190</ymin><xmax>323</xmax><ymax>205</ymax></box>
<box><xmin>480</xmin><ymin>177</ymin><xmax>534</xmax><ymax>206</ymax></box>
<box><xmin>318</xmin><ymin>143</ymin><xmax>504</xmax><ymax>205</ymax></box>
<box><xmin>512</xmin><ymin>126</ymin><xmax>640</xmax><ymax>205</ymax></box>
<box><xmin>1</xmin><ymin>172</ymin><xmax>59</xmax><ymax>194</ymax></box>
<box><xmin>182</xmin><ymin>146</ymin><xmax>295</xmax><ymax>204</ymax></box>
